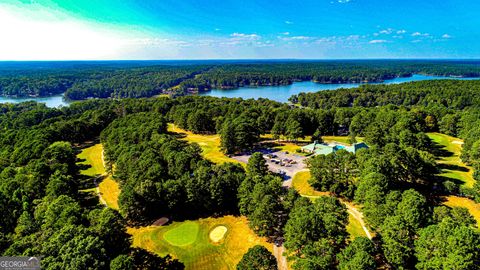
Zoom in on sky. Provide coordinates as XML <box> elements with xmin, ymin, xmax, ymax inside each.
<box><xmin>0</xmin><ymin>0</ymin><xmax>479</xmax><ymax>60</ymax></box>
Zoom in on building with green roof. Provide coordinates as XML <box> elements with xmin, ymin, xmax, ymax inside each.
<box><xmin>301</xmin><ymin>141</ymin><xmax>368</xmax><ymax>155</ymax></box>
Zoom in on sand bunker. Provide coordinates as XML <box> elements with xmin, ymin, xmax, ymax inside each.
<box><xmin>209</xmin><ymin>225</ymin><xmax>228</xmax><ymax>243</ymax></box>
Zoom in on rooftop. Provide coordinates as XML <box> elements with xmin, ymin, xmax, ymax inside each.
<box><xmin>301</xmin><ymin>141</ymin><xmax>368</xmax><ymax>155</ymax></box>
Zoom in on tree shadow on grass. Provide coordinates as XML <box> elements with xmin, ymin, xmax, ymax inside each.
<box><xmin>439</xmin><ymin>163</ymin><xmax>470</xmax><ymax>172</ymax></box>
<box><xmin>435</xmin><ymin>175</ymin><xmax>465</xmax><ymax>186</ymax></box>
<box><xmin>429</xmin><ymin>140</ymin><xmax>454</xmax><ymax>158</ymax></box>
<box><xmin>168</xmin><ymin>131</ymin><xmax>187</xmax><ymax>139</ymax></box>
<box><xmin>77</xmin><ymin>173</ymin><xmax>106</xmax><ymax>209</ymax></box>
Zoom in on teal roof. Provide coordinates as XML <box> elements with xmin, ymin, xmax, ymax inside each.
<box><xmin>346</xmin><ymin>142</ymin><xmax>369</xmax><ymax>153</ymax></box>
<box><xmin>301</xmin><ymin>143</ymin><xmax>317</xmax><ymax>151</ymax></box>
<box><xmin>314</xmin><ymin>145</ymin><xmax>335</xmax><ymax>155</ymax></box>
<box><xmin>301</xmin><ymin>141</ymin><xmax>368</xmax><ymax>155</ymax></box>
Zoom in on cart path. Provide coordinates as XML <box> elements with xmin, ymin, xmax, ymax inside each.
<box><xmin>93</xmin><ymin>147</ymin><xmax>108</xmax><ymax>207</ymax></box>
<box><xmin>344</xmin><ymin>202</ymin><xmax>373</xmax><ymax>239</ymax></box>
<box><xmin>273</xmin><ymin>244</ymin><xmax>288</xmax><ymax>270</ymax></box>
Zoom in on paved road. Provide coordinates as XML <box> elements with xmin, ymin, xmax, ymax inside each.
<box><xmin>232</xmin><ymin>148</ymin><xmax>308</xmax><ymax>187</ymax></box>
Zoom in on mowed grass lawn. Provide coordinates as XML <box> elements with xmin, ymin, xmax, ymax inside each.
<box><xmin>167</xmin><ymin>123</ymin><xmax>242</xmax><ymax>165</ymax></box>
<box><xmin>427</xmin><ymin>133</ymin><xmax>475</xmax><ymax>188</ymax></box>
<box><xmin>427</xmin><ymin>133</ymin><xmax>480</xmax><ymax>227</ymax></box>
<box><xmin>98</xmin><ymin>176</ymin><xmax>120</xmax><ymax>209</ymax></box>
<box><xmin>291</xmin><ymin>171</ymin><xmax>368</xmax><ymax>239</ymax></box>
<box><xmin>292</xmin><ymin>171</ymin><xmax>329</xmax><ymax>197</ymax></box>
<box><xmin>346</xmin><ymin>212</ymin><xmax>367</xmax><ymax>239</ymax></box>
<box><xmin>77</xmin><ymin>143</ymin><xmax>105</xmax><ymax>176</ymax></box>
<box><xmin>77</xmin><ymin>143</ymin><xmax>120</xmax><ymax>209</ymax></box>
<box><xmin>128</xmin><ymin>216</ymin><xmax>271</xmax><ymax>270</ymax></box>
<box><xmin>322</xmin><ymin>136</ymin><xmax>364</xmax><ymax>145</ymax></box>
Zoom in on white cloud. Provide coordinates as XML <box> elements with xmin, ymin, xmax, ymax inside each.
<box><xmin>214</xmin><ymin>28</ymin><xmax>221</xmax><ymax>31</ymax></box>
<box><xmin>281</xmin><ymin>32</ymin><xmax>290</xmax><ymax>35</ymax></box>
<box><xmin>412</xmin><ymin>32</ymin><xmax>429</xmax><ymax>37</ymax></box>
<box><xmin>337</xmin><ymin>0</ymin><xmax>352</xmax><ymax>3</ymax></box>
<box><xmin>230</xmin><ymin>33</ymin><xmax>261</xmax><ymax>39</ymax></box>
<box><xmin>278</xmin><ymin>35</ymin><xmax>313</xmax><ymax>42</ymax></box>
<box><xmin>290</xmin><ymin>36</ymin><xmax>311</xmax><ymax>40</ymax></box>
<box><xmin>369</xmin><ymin>39</ymin><xmax>388</xmax><ymax>44</ymax></box>
<box><xmin>285</xmin><ymin>21</ymin><xmax>294</xmax><ymax>24</ymax></box>
<box><xmin>442</xmin><ymin>34</ymin><xmax>451</xmax><ymax>39</ymax></box>
<box><xmin>379</xmin><ymin>28</ymin><xmax>393</xmax><ymax>35</ymax></box>
<box><xmin>396</xmin><ymin>30</ymin><xmax>407</xmax><ymax>34</ymax></box>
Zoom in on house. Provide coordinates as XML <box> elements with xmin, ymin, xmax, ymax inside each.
<box><xmin>301</xmin><ymin>141</ymin><xmax>368</xmax><ymax>155</ymax></box>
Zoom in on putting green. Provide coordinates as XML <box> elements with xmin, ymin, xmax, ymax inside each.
<box><xmin>129</xmin><ymin>216</ymin><xmax>272</xmax><ymax>270</ymax></box>
<box><xmin>163</xmin><ymin>222</ymin><xmax>199</xmax><ymax>246</ymax></box>
<box><xmin>209</xmin><ymin>225</ymin><xmax>228</xmax><ymax>243</ymax></box>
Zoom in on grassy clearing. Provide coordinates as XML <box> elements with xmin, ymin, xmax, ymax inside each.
<box><xmin>167</xmin><ymin>124</ymin><xmax>242</xmax><ymax>165</ymax></box>
<box><xmin>273</xmin><ymin>142</ymin><xmax>303</xmax><ymax>154</ymax></box>
<box><xmin>322</xmin><ymin>136</ymin><xmax>364</xmax><ymax>145</ymax></box>
<box><xmin>128</xmin><ymin>215</ymin><xmax>271</xmax><ymax>270</ymax></box>
<box><xmin>291</xmin><ymin>171</ymin><xmax>368</xmax><ymax>238</ymax></box>
<box><xmin>427</xmin><ymin>133</ymin><xmax>480</xmax><ymax>228</ymax></box>
<box><xmin>443</xmin><ymin>196</ymin><xmax>480</xmax><ymax>227</ymax></box>
<box><xmin>98</xmin><ymin>176</ymin><xmax>120</xmax><ymax>209</ymax></box>
<box><xmin>77</xmin><ymin>144</ymin><xmax>105</xmax><ymax>176</ymax></box>
<box><xmin>77</xmin><ymin>143</ymin><xmax>120</xmax><ymax>209</ymax></box>
<box><xmin>427</xmin><ymin>133</ymin><xmax>475</xmax><ymax>188</ymax></box>
<box><xmin>292</xmin><ymin>171</ymin><xmax>329</xmax><ymax>197</ymax></box>
<box><xmin>346</xmin><ymin>213</ymin><xmax>367</xmax><ymax>239</ymax></box>
<box><xmin>260</xmin><ymin>134</ymin><xmax>312</xmax><ymax>143</ymax></box>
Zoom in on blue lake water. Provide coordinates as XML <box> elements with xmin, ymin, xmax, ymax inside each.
<box><xmin>0</xmin><ymin>74</ymin><xmax>479</xmax><ymax>107</ymax></box>
<box><xmin>0</xmin><ymin>95</ymin><xmax>68</xmax><ymax>108</ymax></box>
<box><xmin>200</xmin><ymin>74</ymin><xmax>480</xmax><ymax>103</ymax></box>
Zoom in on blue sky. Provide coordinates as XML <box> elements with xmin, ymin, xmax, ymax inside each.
<box><xmin>0</xmin><ymin>0</ymin><xmax>479</xmax><ymax>60</ymax></box>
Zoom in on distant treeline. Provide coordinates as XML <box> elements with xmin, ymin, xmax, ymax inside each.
<box><xmin>1</xmin><ymin>60</ymin><xmax>480</xmax><ymax>99</ymax></box>
<box><xmin>291</xmin><ymin>80</ymin><xmax>480</xmax><ymax>109</ymax></box>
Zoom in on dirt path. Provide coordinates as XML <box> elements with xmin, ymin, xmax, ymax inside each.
<box><xmin>273</xmin><ymin>244</ymin><xmax>288</xmax><ymax>270</ymax></box>
<box><xmin>302</xmin><ymin>194</ymin><xmax>373</xmax><ymax>240</ymax></box>
<box><xmin>344</xmin><ymin>202</ymin><xmax>372</xmax><ymax>239</ymax></box>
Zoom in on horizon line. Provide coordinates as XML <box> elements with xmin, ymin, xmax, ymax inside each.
<box><xmin>1</xmin><ymin>58</ymin><xmax>480</xmax><ymax>62</ymax></box>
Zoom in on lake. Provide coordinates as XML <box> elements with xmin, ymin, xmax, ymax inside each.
<box><xmin>0</xmin><ymin>95</ymin><xmax>68</xmax><ymax>108</ymax></box>
<box><xmin>1</xmin><ymin>74</ymin><xmax>479</xmax><ymax>107</ymax></box>
<box><xmin>200</xmin><ymin>74</ymin><xmax>480</xmax><ymax>103</ymax></box>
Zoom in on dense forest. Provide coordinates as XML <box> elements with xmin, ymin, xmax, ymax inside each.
<box><xmin>1</xmin><ymin>60</ymin><xmax>480</xmax><ymax>100</ymax></box>
<box><xmin>0</xmin><ymin>75</ymin><xmax>480</xmax><ymax>268</ymax></box>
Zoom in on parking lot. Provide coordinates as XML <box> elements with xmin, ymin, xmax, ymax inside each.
<box><xmin>232</xmin><ymin>148</ymin><xmax>309</xmax><ymax>187</ymax></box>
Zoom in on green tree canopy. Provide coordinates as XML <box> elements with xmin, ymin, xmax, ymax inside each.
<box><xmin>237</xmin><ymin>245</ymin><xmax>277</xmax><ymax>270</ymax></box>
